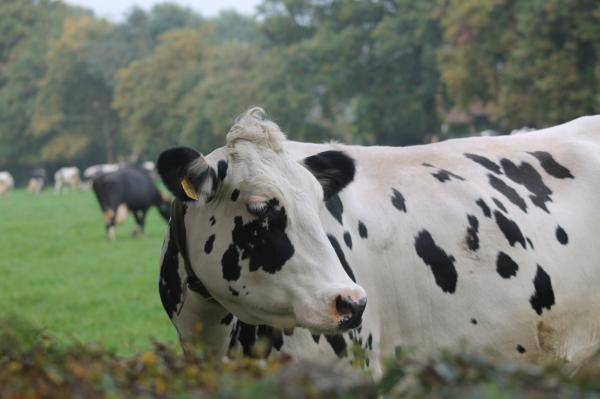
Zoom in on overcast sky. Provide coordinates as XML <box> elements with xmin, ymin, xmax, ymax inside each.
<box><xmin>65</xmin><ymin>0</ymin><xmax>262</xmax><ymax>21</ymax></box>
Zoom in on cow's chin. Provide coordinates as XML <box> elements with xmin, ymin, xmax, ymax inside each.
<box><xmin>231</xmin><ymin>305</ymin><xmax>345</xmax><ymax>334</ymax></box>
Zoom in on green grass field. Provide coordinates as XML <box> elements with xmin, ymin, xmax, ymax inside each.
<box><xmin>0</xmin><ymin>189</ymin><xmax>178</xmax><ymax>354</ymax></box>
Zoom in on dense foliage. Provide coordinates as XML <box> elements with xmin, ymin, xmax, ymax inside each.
<box><xmin>1</xmin><ymin>0</ymin><xmax>599</xmax><ymax>180</ymax></box>
<box><xmin>0</xmin><ymin>316</ymin><xmax>599</xmax><ymax>398</ymax></box>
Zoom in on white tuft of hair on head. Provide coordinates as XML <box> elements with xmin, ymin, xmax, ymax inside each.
<box><xmin>226</xmin><ymin>107</ymin><xmax>287</xmax><ymax>152</ymax></box>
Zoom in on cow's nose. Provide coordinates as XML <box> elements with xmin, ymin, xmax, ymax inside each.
<box><xmin>335</xmin><ymin>294</ymin><xmax>367</xmax><ymax>330</ymax></box>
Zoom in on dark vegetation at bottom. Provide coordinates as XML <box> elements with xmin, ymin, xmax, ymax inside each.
<box><xmin>0</xmin><ymin>316</ymin><xmax>598</xmax><ymax>398</ymax></box>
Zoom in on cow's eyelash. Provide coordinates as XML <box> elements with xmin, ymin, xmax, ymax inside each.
<box><xmin>247</xmin><ymin>202</ymin><xmax>268</xmax><ymax>216</ymax></box>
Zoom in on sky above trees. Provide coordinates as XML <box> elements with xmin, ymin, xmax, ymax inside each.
<box><xmin>65</xmin><ymin>0</ymin><xmax>261</xmax><ymax>20</ymax></box>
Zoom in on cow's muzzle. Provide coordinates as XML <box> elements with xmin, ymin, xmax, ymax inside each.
<box><xmin>336</xmin><ymin>295</ymin><xmax>367</xmax><ymax>330</ymax></box>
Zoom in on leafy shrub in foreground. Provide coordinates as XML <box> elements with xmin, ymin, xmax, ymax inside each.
<box><xmin>0</xmin><ymin>316</ymin><xmax>598</xmax><ymax>398</ymax></box>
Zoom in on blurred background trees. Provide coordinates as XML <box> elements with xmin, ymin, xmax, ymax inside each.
<box><xmin>1</xmin><ymin>0</ymin><xmax>599</xmax><ymax>181</ymax></box>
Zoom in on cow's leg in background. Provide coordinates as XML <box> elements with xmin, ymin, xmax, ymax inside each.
<box><xmin>132</xmin><ymin>209</ymin><xmax>147</xmax><ymax>236</ymax></box>
<box><xmin>103</xmin><ymin>207</ymin><xmax>118</xmax><ymax>241</ymax></box>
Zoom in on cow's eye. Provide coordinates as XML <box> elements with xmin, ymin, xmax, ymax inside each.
<box><xmin>247</xmin><ymin>201</ymin><xmax>268</xmax><ymax>217</ymax></box>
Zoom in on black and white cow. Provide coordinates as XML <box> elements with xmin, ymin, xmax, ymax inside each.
<box><xmin>92</xmin><ymin>167</ymin><xmax>171</xmax><ymax>240</ymax></box>
<box><xmin>156</xmin><ymin>108</ymin><xmax>600</xmax><ymax>375</ymax></box>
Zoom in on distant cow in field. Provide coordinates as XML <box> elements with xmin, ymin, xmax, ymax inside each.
<box><xmin>27</xmin><ymin>168</ymin><xmax>46</xmax><ymax>194</ymax></box>
<box><xmin>54</xmin><ymin>167</ymin><xmax>81</xmax><ymax>193</ymax></box>
<box><xmin>84</xmin><ymin>163</ymin><xmax>121</xmax><ymax>180</ymax></box>
<box><xmin>0</xmin><ymin>171</ymin><xmax>14</xmax><ymax>196</ymax></box>
<box><xmin>92</xmin><ymin>167</ymin><xmax>171</xmax><ymax>240</ymax></box>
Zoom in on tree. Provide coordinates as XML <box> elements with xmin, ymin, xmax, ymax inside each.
<box><xmin>32</xmin><ymin>16</ymin><xmax>119</xmax><ymax>164</ymax></box>
<box><xmin>438</xmin><ymin>0</ymin><xmax>600</xmax><ymax>130</ymax></box>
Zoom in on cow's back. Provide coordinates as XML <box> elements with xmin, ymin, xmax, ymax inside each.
<box><xmin>93</xmin><ymin>167</ymin><xmax>161</xmax><ymax>210</ymax></box>
<box><xmin>306</xmin><ymin>115</ymin><xmax>600</xmax><ymax>365</ymax></box>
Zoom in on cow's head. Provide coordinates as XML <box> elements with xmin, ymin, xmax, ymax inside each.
<box><xmin>157</xmin><ymin>108</ymin><xmax>366</xmax><ymax>333</ymax></box>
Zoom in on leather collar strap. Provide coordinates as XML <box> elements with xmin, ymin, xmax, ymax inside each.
<box><xmin>171</xmin><ymin>199</ymin><xmax>216</xmax><ymax>302</ymax></box>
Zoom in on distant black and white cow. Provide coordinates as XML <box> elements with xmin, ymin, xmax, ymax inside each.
<box><xmin>27</xmin><ymin>168</ymin><xmax>46</xmax><ymax>194</ymax></box>
<box><xmin>156</xmin><ymin>108</ymin><xmax>600</xmax><ymax>376</ymax></box>
<box><xmin>0</xmin><ymin>171</ymin><xmax>14</xmax><ymax>196</ymax></box>
<box><xmin>54</xmin><ymin>167</ymin><xmax>81</xmax><ymax>193</ymax></box>
<box><xmin>92</xmin><ymin>166</ymin><xmax>171</xmax><ymax>240</ymax></box>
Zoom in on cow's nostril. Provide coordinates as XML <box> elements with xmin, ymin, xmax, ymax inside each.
<box><xmin>335</xmin><ymin>295</ymin><xmax>367</xmax><ymax>330</ymax></box>
<box><xmin>336</xmin><ymin>295</ymin><xmax>354</xmax><ymax>317</ymax></box>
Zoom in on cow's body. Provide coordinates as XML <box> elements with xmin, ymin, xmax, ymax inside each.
<box><xmin>27</xmin><ymin>168</ymin><xmax>46</xmax><ymax>194</ymax></box>
<box><xmin>0</xmin><ymin>171</ymin><xmax>14</xmax><ymax>196</ymax></box>
<box><xmin>54</xmin><ymin>167</ymin><xmax>81</xmax><ymax>193</ymax></box>
<box><xmin>158</xmin><ymin>115</ymin><xmax>600</xmax><ymax>375</ymax></box>
<box><xmin>84</xmin><ymin>163</ymin><xmax>121</xmax><ymax>180</ymax></box>
<box><xmin>92</xmin><ymin>167</ymin><xmax>170</xmax><ymax>240</ymax></box>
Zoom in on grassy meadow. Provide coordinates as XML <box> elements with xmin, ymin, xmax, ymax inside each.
<box><xmin>0</xmin><ymin>189</ymin><xmax>177</xmax><ymax>354</ymax></box>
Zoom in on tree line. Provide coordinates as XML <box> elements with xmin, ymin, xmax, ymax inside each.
<box><xmin>1</xmin><ymin>0</ymin><xmax>599</xmax><ymax>181</ymax></box>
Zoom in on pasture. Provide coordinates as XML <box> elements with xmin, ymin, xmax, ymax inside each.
<box><xmin>0</xmin><ymin>189</ymin><xmax>177</xmax><ymax>354</ymax></box>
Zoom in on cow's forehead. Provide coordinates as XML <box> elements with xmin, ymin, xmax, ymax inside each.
<box><xmin>206</xmin><ymin>143</ymin><xmax>321</xmax><ymax>206</ymax></box>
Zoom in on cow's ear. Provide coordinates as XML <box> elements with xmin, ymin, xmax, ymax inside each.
<box><xmin>157</xmin><ymin>147</ymin><xmax>217</xmax><ymax>203</ymax></box>
<box><xmin>302</xmin><ymin>150</ymin><xmax>356</xmax><ymax>200</ymax></box>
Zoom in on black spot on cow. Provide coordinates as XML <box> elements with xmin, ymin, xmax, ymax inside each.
<box><xmin>367</xmin><ymin>333</ymin><xmax>373</xmax><ymax>350</ymax></box>
<box><xmin>423</xmin><ymin>163</ymin><xmax>466</xmax><ymax>183</ymax></box>
<box><xmin>494</xmin><ymin>211</ymin><xmax>527</xmax><ymax>249</ymax></box>
<box><xmin>204</xmin><ymin>234</ymin><xmax>215</xmax><ymax>254</ymax></box>
<box><xmin>327</xmin><ymin>234</ymin><xmax>356</xmax><ymax>282</ymax></box>
<box><xmin>530</xmin><ymin>265</ymin><xmax>555</xmax><ymax>315</ymax></box>
<box><xmin>471</xmin><ymin>318</ymin><xmax>478</xmax><ymax>325</ymax></box>
<box><xmin>492</xmin><ymin>197</ymin><xmax>507</xmax><ymax>213</ymax></box>
<box><xmin>391</xmin><ymin>188</ymin><xmax>407</xmax><ymax>212</ymax></box>
<box><xmin>256</xmin><ymin>325</ymin><xmax>284</xmax><ymax>352</ymax></box>
<box><xmin>312</xmin><ymin>334</ymin><xmax>321</xmax><ymax>344</ymax></box>
<box><xmin>228</xmin><ymin>322</ymin><xmax>284</xmax><ymax>357</ymax></box>
<box><xmin>221</xmin><ymin>244</ymin><xmax>241</xmax><ymax>281</ymax></box>
<box><xmin>516</xmin><ymin>344</ymin><xmax>526</xmax><ymax>354</ymax></box>
<box><xmin>229</xmin><ymin>286</ymin><xmax>240</xmax><ymax>296</ymax></box>
<box><xmin>229</xmin><ymin>321</ymin><xmax>256</xmax><ymax>356</ymax></box>
<box><xmin>466</xmin><ymin>214</ymin><xmax>480</xmax><ymax>251</ymax></box>
<box><xmin>230</xmin><ymin>189</ymin><xmax>240</xmax><ymax>202</ymax></box>
<box><xmin>217</xmin><ymin>160</ymin><xmax>228</xmax><ymax>181</ymax></box>
<box><xmin>343</xmin><ymin>231</ymin><xmax>353</xmax><ymax>249</ymax></box>
<box><xmin>159</xmin><ymin>233</ymin><xmax>183</xmax><ymax>319</ymax></box>
<box><xmin>464</xmin><ymin>153</ymin><xmax>502</xmax><ymax>175</ymax></box>
<box><xmin>209</xmin><ymin>216</ymin><xmax>216</xmax><ymax>226</ymax></box>
<box><xmin>476</xmin><ymin>198</ymin><xmax>491</xmax><ymax>218</ymax></box>
<box><xmin>221</xmin><ymin>313</ymin><xmax>234</xmax><ymax>325</ymax></box>
<box><xmin>358</xmin><ymin>221</ymin><xmax>368</xmax><ymax>239</ymax></box>
<box><xmin>325</xmin><ymin>334</ymin><xmax>347</xmax><ymax>358</ymax></box>
<box><xmin>500</xmin><ymin>158</ymin><xmax>553</xmax><ymax>213</ymax></box>
<box><xmin>326</xmin><ymin>194</ymin><xmax>344</xmax><ymax>225</ymax></box>
<box><xmin>414</xmin><ymin>230</ymin><xmax>458</xmax><ymax>294</ymax></box>
<box><xmin>527</xmin><ymin>237</ymin><xmax>535</xmax><ymax>249</ymax></box>
<box><xmin>488</xmin><ymin>174</ymin><xmax>527</xmax><ymax>212</ymax></box>
<box><xmin>556</xmin><ymin>226</ymin><xmax>568</xmax><ymax>245</ymax></box>
<box><xmin>496</xmin><ymin>251</ymin><xmax>519</xmax><ymax>279</ymax></box>
<box><xmin>528</xmin><ymin>151</ymin><xmax>574</xmax><ymax>179</ymax></box>
<box><xmin>222</xmin><ymin>200</ymin><xmax>295</xmax><ymax>278</ymax></box>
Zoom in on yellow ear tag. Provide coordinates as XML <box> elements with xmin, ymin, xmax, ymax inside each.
<box><xmin>181</xmin><ymin>177</ymin><xmax>199</xmax><ymax>201</ymax></box>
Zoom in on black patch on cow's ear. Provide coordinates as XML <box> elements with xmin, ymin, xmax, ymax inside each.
<box><xmin>303</xmin><ymin>151</ymin><xmax>356</xmax><ymax>200</ymax></box>
<box><xmin>157</xmin><ymin>146</ymin><xmax>216</xmax><ymax>202</ymax></box>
